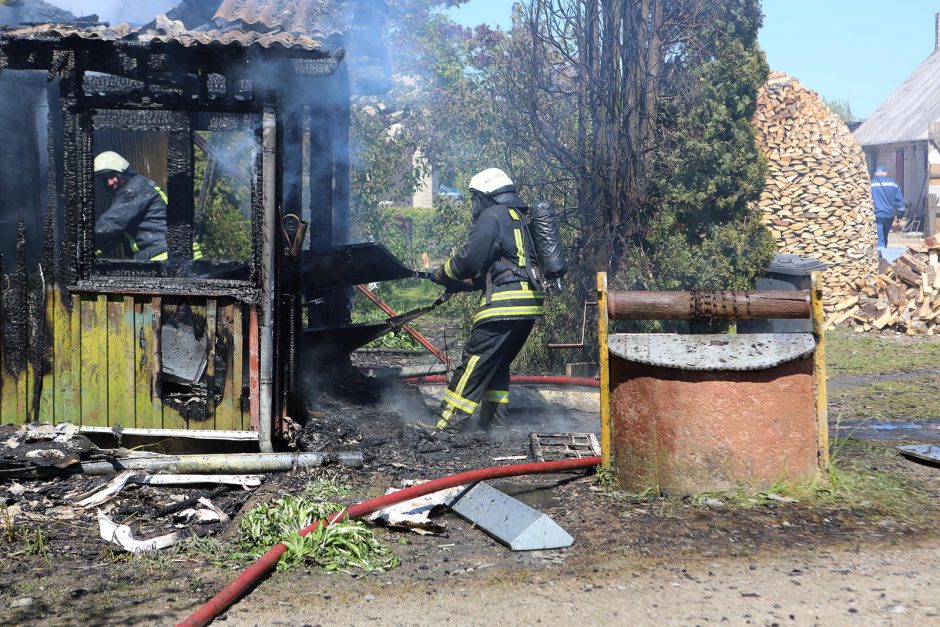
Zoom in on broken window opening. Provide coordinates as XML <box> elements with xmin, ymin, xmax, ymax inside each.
<box><xmin>89</xmin><ymin>108</ymin><xmax>262</xmax><ymax>284</ymax></box>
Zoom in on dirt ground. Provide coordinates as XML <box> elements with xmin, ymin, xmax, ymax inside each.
<box><xmin>2</xmin><ymin>332</ymin><xmax>939</xmax><ymax>626</ymax></box>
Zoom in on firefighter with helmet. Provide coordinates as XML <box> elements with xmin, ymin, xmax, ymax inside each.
<box><xmin>94</xmin><ymin>151</ymin><xmax>202</xmax><ymax>261</ymax></box>
<box><xmin>424</xmin><ymin>168</ymin><xmax>544</xmax><ymax>432</ymax></box>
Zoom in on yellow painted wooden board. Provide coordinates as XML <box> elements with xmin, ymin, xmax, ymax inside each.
<box><xmin>186</xmin><ymin>301</ymin><xmax>211</xmax><ymax>430</ymax></box>
<box><xmin>39</xmin><ymin>283</ymin><xmax>56</xmax><ymax>421</ymax></box>
<box><xmin>79</xmin><ymin>295</ymin><xmax>109</xmax><ymax>427</ymax></box>
<box><xmin>134</xmin><ymin>297</ymin><xmax>164</xmax><ymax>429</ymax></box>
<box><xmin>160</xmin><ymin>301</ymin><xmax>187</xmax><ymax>430</ymax></box>
<box><xmin>215</xmin><ymin>302</ymin><xmax>240</xmax><ymax>431</ymax></box>
<box><xmin>52</xmin><ymin>289</ymin><xmax>81</xmax><ymax>425</ymax></box>
<box><xmin>107</xmin><ymin>295</ymin><xmax>136</xmax><ymax>427</ymax></box>
<box><xmin>204</xmin><ymin>298</ymin><xmax>218</xmax><ymax>430</ymax></box>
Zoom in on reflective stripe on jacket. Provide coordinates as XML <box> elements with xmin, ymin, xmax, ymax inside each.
<box><xmin>443</xmin><ymin>204</ymin><xmax>544</xmax><ymax>325</ymax></box>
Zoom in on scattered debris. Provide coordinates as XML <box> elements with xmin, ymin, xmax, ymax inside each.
<box><xmin>1</xmin><ymin>422</ymin><xmax>95</xmax><ymax>473</ymax></box>
<box><xmin>73</xmin><ymin>470</ymin><xmax>136</xmax><ymax>508</ymax></box>
<box><xmin>529</xmin><ymin>432</ymin><xmax>601</xmax><ymax>462</ymax></box>
<box><xmin>492</xmin><ymin>455</ymin><xmax>528</xmax><ymax>462</ymax></box>
<box><xmin>445</xmin><ymin>482</ymin><xmax>574</xmax><ymax>551</ymax></box>
<box><xmin>762</xmin><ymin>492</ymin><xmax>800</xmax><ymax>504</ymax></box>
<box><xmin>368</xmin><ymin>482</ymin><xmax>462</xmax><ymax>534</ymax></box>
<box><xmin>174</xmin><ymin>498</ymin><xmax>231</xmax><ymax>525</ymax></box>
<box><xmin>97</xmin><ymin>511</ymin><xmax>182</xmax><ymax>553</ymax></box>
<box><xmin>898</xmin><ymin>444</ymin><xmax>940</xmax><ymax>467</ymax></box>
<box><xmin>131</xmin><ymin>474</ymin><xmax>262</xmax><ymax>489</ymax></box>
<box><xmin>9</xmin><ymin>597</ymin><xmax>33</xmax><ymax>609</ymax></box>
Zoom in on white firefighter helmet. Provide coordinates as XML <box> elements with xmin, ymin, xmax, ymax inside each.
<box><xmin>94</xmin><ymin>151</ymin><xmax>130</xmax><ymax>175</ymax></box>
<box><xmin>468</xmin><ymin>168</ymin><xmax>515</xmax><ymax>196</ymax></box>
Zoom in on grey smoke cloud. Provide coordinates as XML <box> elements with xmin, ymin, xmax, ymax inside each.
<box><xmin>48</xmin><ymin>0</ymin><xmax>178</xmax><ymax>24</ymax></box>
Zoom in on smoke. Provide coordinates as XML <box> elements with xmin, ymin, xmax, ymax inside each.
<box><xmin>47</xmin><ymin>0</ymin><xmax>177</xmax><ymax>25</ymax></box>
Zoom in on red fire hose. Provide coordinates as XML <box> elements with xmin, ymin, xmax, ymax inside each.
<box><xmin>401</xmin><ymin>374</ymin><xmax>600</xmax><ymax>388</ymax></box>
<box><xmin>177</xmin><ymin>456</ymin><xmax>600</xmax><ymax>627</ymax></box>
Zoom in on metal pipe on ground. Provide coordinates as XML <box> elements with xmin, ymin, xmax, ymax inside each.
<box><xmin>607</xmin><ymin>290</ymin><xmax>811</xmax><ymax>321</ymax></box>
<box><xmin>74</xmin><ymin>452</ymin><xmax>363</xmax><ymax>476</ymax></box>
<box><xmin>177</xmin><ymin>456</ymin><xmax>600</xmax><ymax>627</ymax></box>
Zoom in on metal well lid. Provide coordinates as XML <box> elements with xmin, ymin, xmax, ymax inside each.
<box><xmin>608</xmin><ymin>333</ymin><xmax>816</xmax><ymax>371</ymax></box>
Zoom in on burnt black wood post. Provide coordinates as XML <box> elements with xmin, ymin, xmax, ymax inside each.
<box><xmin>166</xmin><ymin>113</ymin><xmax>195</xmax><ymax>266</ymax></box>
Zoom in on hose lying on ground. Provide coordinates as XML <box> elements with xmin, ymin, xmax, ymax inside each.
<box><xmin>177</xmin><ymin>456</ymin><xmax>601</xmax><ymax>627</ymax></box>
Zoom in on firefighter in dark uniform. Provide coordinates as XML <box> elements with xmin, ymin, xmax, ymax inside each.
<box><xmin>93</xmin><ymin>151</ymin><xmax>174</xmax><ymax>261</ymax></box>
<box><xmin>425</xmin><ymin>168</ymin><xmax>544</xmax><ymax>432</ymax></box>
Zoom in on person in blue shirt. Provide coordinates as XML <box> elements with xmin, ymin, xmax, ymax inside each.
<box><xmin>870</xmin><ymin>165</ymin><xmax>905</xmax><ymax>251</ymax></box>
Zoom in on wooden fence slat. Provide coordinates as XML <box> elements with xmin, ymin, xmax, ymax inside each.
<box><xmin>107</xmin><ymin>295</ymin><xmax>136</xmax><ymax>427</ymax></box>
<box><xmin>52</xmin><ymin>290</ymin><xmax>82</xmax><ymax>425</ymax></box>
<box><xmin>39</xmin><ymin>283</ymin><xmax>55</xmax><ymax>421</ymax></box>
<box><xmin>229</xmin><ymin>302</ymin><xmax>242</xmax><ymax>431</ymax></box>
<box><xmin>204</xmin><ymin>298</ymin><xmax>218</xmax><ymax>430</ymax></box>
<box><xmin>215</xmin><ymin>302</ymin><xmax>238</xmax><ymax>431</ymax></box>
<box><xmin>134</xmin><ymin>297</ymin><xmax>159</xmax><ymax>428</ymax></box>
<box><xmin>160</xmin><ymin>301</ymin><xmax>187</xmax><ymax>430</ymax></box>
<box><xmin>79</xmin><ymin>294</ymin><xmax>108</xmax><ymax>427</ymax></box>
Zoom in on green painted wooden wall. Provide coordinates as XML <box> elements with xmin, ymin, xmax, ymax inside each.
<box><xmin>0</xmin><ymin>289</ymin><xmax>250</xmax><ymax>431</ymax></box>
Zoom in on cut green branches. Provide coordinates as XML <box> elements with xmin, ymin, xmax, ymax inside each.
<box><xmin>237</xmin><ymin>477</ymin><xmax>397</xmax><ymax>573</ymax></box>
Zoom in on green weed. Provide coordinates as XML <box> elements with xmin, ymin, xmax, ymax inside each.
<box><xmin>236</xmin><ymin>477</ymin><xmax>397</xmax><ymax>573</ymax></box>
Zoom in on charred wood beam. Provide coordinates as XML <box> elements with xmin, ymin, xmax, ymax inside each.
<box><xmin>0</xmin><ymin>38</ymin><xmax>334</xmax><ymax>83</ymax></box>
<box><xmin>166</xmin><ymin>113</ymin><xmax>196</xmax><ymax>265</ymax></box>
<box><xmin>308</xmin><ymin>98</ymin><xmax>333</xmax><ymax>252</ymax></box>
<box><xmin>329</xmin><ymin>66</ymin><xmax>351</xmax><ymax>326</ymax></box>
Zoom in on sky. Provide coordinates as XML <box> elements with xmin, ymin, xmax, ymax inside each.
<box><xmin>447</xmin><ymin>0</ymin><xmax>940</xmax><ymax>120</ymax></box>
<box><xmin>41</xmin><ymin>0</ymin><xmax>940</xmax><ymax>120</ymax></box>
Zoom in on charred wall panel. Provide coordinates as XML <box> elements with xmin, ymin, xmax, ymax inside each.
<box><xmin>0</xmin><ymin>71</ymin><xmax>46</xmax><ymax>267</ymax></box>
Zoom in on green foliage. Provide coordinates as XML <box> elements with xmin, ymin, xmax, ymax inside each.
<box><xmin>350</xmin><ymin>107</ymin><xmax>427</xmax><ymax>244</ymax></box>
<box><xmin>193</xmin><ymin>131</ymin><xmax>252</xmax><ymax>261</ymax></box>
<box><xmin>824</xmin><ymin>98</ymin><xmax>855</xmax><ymax>123</ymax></box>
<box><xmin>236</xmin><ymin>477</ymin><xmax>396</xmax><ymax>573</ymax></box>
<box><xmin>631</xmin><ymin>0</ymin><xmax>775</xmax><ymax>291</ymax></box>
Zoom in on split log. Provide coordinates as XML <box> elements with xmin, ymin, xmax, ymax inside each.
<box><xmin>753</xmin><ymin>72</ymin><xmax>878</xmax><ymax>313</ymax></box>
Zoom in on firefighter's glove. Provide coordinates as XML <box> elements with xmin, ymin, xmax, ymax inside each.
<box><xmin>429</xmin><ymin>266</ymin><xmax>449</xmax><ymax>286</ymax></box>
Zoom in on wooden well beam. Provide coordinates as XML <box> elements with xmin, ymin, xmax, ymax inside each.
<box><xmin>607</xmin><ymin>290</ymin><xmax>811</xmax><ymax>321</ymax></box>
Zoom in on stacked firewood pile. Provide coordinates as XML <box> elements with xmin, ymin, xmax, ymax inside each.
<box><xmin>753</xmin><ymin>72</ymin><xmax>878</xmax><ymax>310</ymax></box>
<box><xmin>825</xmin><ymin>239</ymin><xmax>940</xmax><ymax>334</ymax></box>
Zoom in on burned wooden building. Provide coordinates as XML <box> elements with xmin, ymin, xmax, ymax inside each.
<box><xmin>0</xmin><ymin>0</ymin><xmax>392</xmax><ymax>450</ymax></box>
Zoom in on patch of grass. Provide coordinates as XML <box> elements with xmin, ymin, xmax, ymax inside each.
<box><xmin>235</xmin><ymin>476</ymin><xmax>397</xmax><ymax>574</ymax></box>
<box><xmin>677</xmin><ymin>441</ymin><xmax>927</xmax><ymax>516</ymax></box>
<box><xmin>830</xmin><ymin>375</ymin><xmax>940</xmax><ymax>421</ymax></box>
<box><xmin>826</xmin><ymin>329</ymin><xmax>940</xmax><ymax>376</ymax></box>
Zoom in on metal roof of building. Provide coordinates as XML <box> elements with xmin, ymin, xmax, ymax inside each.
<box><xmin>1</xmin><ymin>19</ymin><xmax>328</xmax><ymax>51</ymax></box>
<box><xmin>854</xmin><ymin>49</ymin><xmax>940</xmax><ymax>147</ymax></box>
<box><xmin>213</xmin><ymin>0</ymin><xmax>346</xmax><ymax>37</ymax></box>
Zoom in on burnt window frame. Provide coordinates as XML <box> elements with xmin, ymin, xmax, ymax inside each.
<box><xmin>76</xmin><ymin>107</ymin><xmax>264</xmax><ymax>294</ymax></box>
